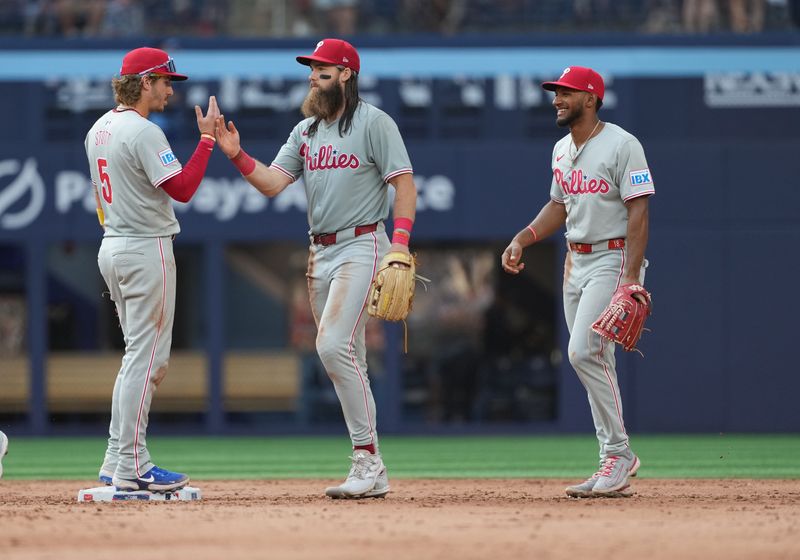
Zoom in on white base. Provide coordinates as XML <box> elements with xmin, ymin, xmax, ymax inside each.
<box><xmin>77</xmin><ymin>485</ymin><xmax>202</xmax><ymax>502</ymax></box>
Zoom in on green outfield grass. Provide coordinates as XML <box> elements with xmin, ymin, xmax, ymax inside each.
<box><xmin>2</xmin><ymin>434</ymin><xmax>798</xmax><ymax>480</ymax></box>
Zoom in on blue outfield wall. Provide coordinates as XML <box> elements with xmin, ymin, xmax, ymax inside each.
<box><xmin>1</xmin><ymin>36</ymin><xmax>799</xmax><ymax>432</ymax></box>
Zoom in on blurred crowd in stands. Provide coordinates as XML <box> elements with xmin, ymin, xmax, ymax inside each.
<box><xmin>0</xmin><ymin>0</ymin><xmax>797</xmax><ymax>38</ymax></box>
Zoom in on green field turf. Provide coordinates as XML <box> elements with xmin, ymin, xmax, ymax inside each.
<box><xmin>2</xmin><ymin>434</ymin><xmax>798</xmax><ymax>480</ymax></box>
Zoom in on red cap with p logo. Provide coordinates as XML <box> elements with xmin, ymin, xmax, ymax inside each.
<box><xmin>542</xmin><ymin>66</ymin><xmax>604</xmax><ymax>100</ymax></box>
<box><xmin>296</xmin><ymin>38</ymin><xmax>360</xmax><ymax>73</ymax></box>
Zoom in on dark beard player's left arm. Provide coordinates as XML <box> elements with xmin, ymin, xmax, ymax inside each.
<box><xmin>388</xmin><ymin>173</ymin><xmax>417</xmax><ymax>255</ymax></box>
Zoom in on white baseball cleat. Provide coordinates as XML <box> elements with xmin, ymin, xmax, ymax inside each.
<box><xmin>0</xmin><ymin>431</ymin><xmax>8</xmax><ymax>479</ymax></box>
<box><xmin>327</xmin><ymin>467</ymin><xmax>390</xmax><ymax>499</ymax></box>
<box><xmin>568</xmin><ymin>454</ymin><xmax>640</xmax><ymax>498</ymax></box>
<box><xmin>361</xmin><ymin>467</ymin><xmax>390</xmax><ymax>498</ymax></box>
<box><xmin>565</xmin><ymin>473</ymin><xmax>600</xmax><ymax>498</ymax></box>
<box><xmin>591</xmin><ymin>454</ymin><xmax>640</xmax><ymax>496</ymax></box>
<box><xmin>325</xmin><ymin>450</ymin><xmax>386</xmax><ymax>499</ymax></box>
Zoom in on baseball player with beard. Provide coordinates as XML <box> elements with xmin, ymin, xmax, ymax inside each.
<box><xmin>502</xmin><ymin>66</ymin><xmax>655</xmax><ymax>498</ymax></box>
<box><xmin>215</xmin><ymin>38</ymin><xmax>418</xmax><ymax>499</ymax></box>
<box><xmin>86</xmin><ymin>47</ymin><xmax>219</xmax><ymax>492</ymax></box>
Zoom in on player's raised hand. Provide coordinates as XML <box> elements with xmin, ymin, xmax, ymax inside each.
<box><xmin>501</xmin><ymin>241</ymin><xmax>525</xmax><ymax>274</ymax></box>
<box><xmin>195</xmin><ymin>95</ymin><xmax>220</xmax><ymax>137</ymax></box>
<box><xmin>215</xmin><ymin>115</ymin><xmax>241</xmax><ymax>159</ymax></box>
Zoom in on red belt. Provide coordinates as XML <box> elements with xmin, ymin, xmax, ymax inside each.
<box><xmin>569</xmin><ymin>238</ymin><xmax>625</xmax><ymax>254</ymax></box>
<box><xmin>312</xmin><ymin>223</ymin><xmax>378</xmax><ymax>246</ymax></box>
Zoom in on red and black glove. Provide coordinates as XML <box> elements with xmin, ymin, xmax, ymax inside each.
<box><xmin>592</xmin><ymin>284</ymin><xmax>652</xmax><ymax>352</ymax></box>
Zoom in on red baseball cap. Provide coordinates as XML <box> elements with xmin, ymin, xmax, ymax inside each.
<box><xmin>120</xmin><ymin>47</ymin><xmax>188</xmax><ymax>81</ymax></box>
<box><xmin>297</xmin><ymin>38</ymin><xmax>360</xmax><ymax>73</ymax></box>
<box><xmin>542</xmin><ymin>66</ymin><xmax>604</xmax><ymax>100</ymax></box>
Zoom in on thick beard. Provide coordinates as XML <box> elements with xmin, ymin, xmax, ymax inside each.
<box><xmin>301</xmin><ymin>83</ymin><xmax>344</xmax><ymax>119</ymax></box>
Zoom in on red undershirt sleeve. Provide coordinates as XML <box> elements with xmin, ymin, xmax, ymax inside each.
<box><xmin>160</xmin><ymin>137</ymin><xmax>215</xmax><ymax>203</ymax></box>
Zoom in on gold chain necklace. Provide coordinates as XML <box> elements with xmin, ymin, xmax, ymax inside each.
<box><xmin>569</xmin><ymin>119</ymin><xmax>602</xmax><ymax>163</ymax></box>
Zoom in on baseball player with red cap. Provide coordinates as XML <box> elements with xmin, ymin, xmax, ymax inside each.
<box><xmin>215</xmin><ymin>38</ymin><xmax>418</xmax><ymax>499</ymax></box>
<box><xmin>85</xmin><ymin>47</ymin><xmax>220</xmax><ymax>492</ymax></box>
<box><xmin>502</xmin><ymin>66</ymin><xmax>655</xmax><ymax>497</ymax></box>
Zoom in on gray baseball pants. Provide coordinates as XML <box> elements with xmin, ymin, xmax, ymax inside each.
<box><xmin>563</xmin><ymin>247</ymin><xmax>647</xmax><ymax>460</ymax></box>
<box><xmin>307</xmin><ymin>224</ymin><xmax>390</xmax><ymax>449</ymax></box>
<box><xmin>97</xmin><ymin>236</ymin><xmax>175</xmax><ymax>480</ymax></box>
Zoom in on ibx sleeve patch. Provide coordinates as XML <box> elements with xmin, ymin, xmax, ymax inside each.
<box><xmin>629</xmin><ymin>168</ymin><xmax>653</xmax><ymax>187</ymax></box>
<box><xmin>159</xmin><ymin>148</ymin><xmax>177</xmax><ymax>166</ymax></box>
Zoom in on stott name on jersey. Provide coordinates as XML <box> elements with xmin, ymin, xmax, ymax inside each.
<box><xmin>94</xmin><ymin>129</ymin><xmax>112</xmax><ymax>146</ymax></box>
<box><xmin>94</xmin><ymin>120</ymin><xmax>113</xmax><ymax>146</ymax></box>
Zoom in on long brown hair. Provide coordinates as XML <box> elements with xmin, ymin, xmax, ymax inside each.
<box><xmin>112</xmin><ymin>75</ymin><xmax>144</xmax><ymax>106</ymax></box>
<box><xmin>112</xmin><ymin>75</ymin><xmax>165</xmax><ymax>107</ymax></box>
<box><xmin>308</xmin><ymin>73</ymin><xmax>361</xmax><ymax>138</ymax></box>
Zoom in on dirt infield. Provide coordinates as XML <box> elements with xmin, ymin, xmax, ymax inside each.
<box><xmin>1</xmin><ymin>479</ymin><xmax>798</xmax><ymax>560</ymax></box>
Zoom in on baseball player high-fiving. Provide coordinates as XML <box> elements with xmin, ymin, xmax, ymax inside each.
<box><xmin>85</xmin><ymin>47</ymin><xmax>219</xmax><ymax>492</ymax></box>
<box><xmin>502</xmin><ymin>66</ymin><xmax>655</xmax><ymax>498</ymax></box>
<box><xmin>215</xmin><ymin>38</ymin><xmax>418</xmax><ymax>499</ymax></box>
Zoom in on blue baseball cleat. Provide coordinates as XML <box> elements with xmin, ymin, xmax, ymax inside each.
<box><xmin>99</xmin><ymin>470</ymin><xmax>114</xmax><ymax>485</ymax></box>
<box><xmin>112</xmin><ymin>466</ymin><xmax>190</xmax><ymax>493</ymax></box>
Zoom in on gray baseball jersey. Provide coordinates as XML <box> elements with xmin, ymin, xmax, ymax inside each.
<box><xmin>85</xmin><ymin>108</ymin><xmax>182</xmax><ymax>237</ymax></box>
<box><xmin>552</xmin><ymin>121</ymin><xmax>654</xmax><ymax>465</ymax></box>
<box><xmin>270</xmin><ymin>102</ymin><xmax>413</xmax><ymax>234</ymax></box>
<box><xmin>549</xmin><ymin>122</ymin><xmax>654</xmax><ymax>244</ymax></box>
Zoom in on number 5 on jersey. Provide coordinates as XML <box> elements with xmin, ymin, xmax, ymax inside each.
<box><xmin>97</xmin><ymin>158</ymin><xmax>112</xmax><ymax>203</ymax></box>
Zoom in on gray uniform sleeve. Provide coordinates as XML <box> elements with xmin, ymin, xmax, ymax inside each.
<box><xmin>270</xmin><ymin>125</ymin><xmax>304</xmax><ymax>181</ymax></box>
<box><xmin>132</xmin><ymin>125</ymin><xmax>182</xmax><ymax>188</ymax></box>
<box><xmin>616</xmin><ymin>138</ymin><xmax>655</xmax><ymax>202</ymax></box>
<box><xmin>368</xmin><ymin>113</ymin><xmax>413</xmax><ymax>183</ymax></box>
<box><xmin>549</xmin><ymin>144</ymin><xmax>566</xmax><ymax>204</ymax></box>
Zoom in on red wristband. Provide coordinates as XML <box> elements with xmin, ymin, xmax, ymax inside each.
<box><xmin>230</xmin><ymin>148</ymin><xmax>256</xmax><ymax>176</ymax></box>
<box><xmin>392</xmin><ymin>217</ymin><xmax>414</xmax><ymax>245</ymax></box>
<box><xmin>394</xmin><ymin>217</ymin><xmax>414</xmax><ymax>233</ymax></box>
<box><xmin>392</xmin><ymin>229</ymin><xmax>410</xmax><ymax>246</ymax></box>
<box><xmin>527</xmin><ymin>225</ymin><xmax>538</xmax><ymax>242</ymax></box>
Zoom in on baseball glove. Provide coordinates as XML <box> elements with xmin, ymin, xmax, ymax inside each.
<box><xmin>367</xmin><ymin>251</ymin><xmax>417</xmax><ymax>322</ymax></box>
<box><xmin>591</xmin><ymin>284</ymin><xmax>652</xmax><ymax>352</ymax></box>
